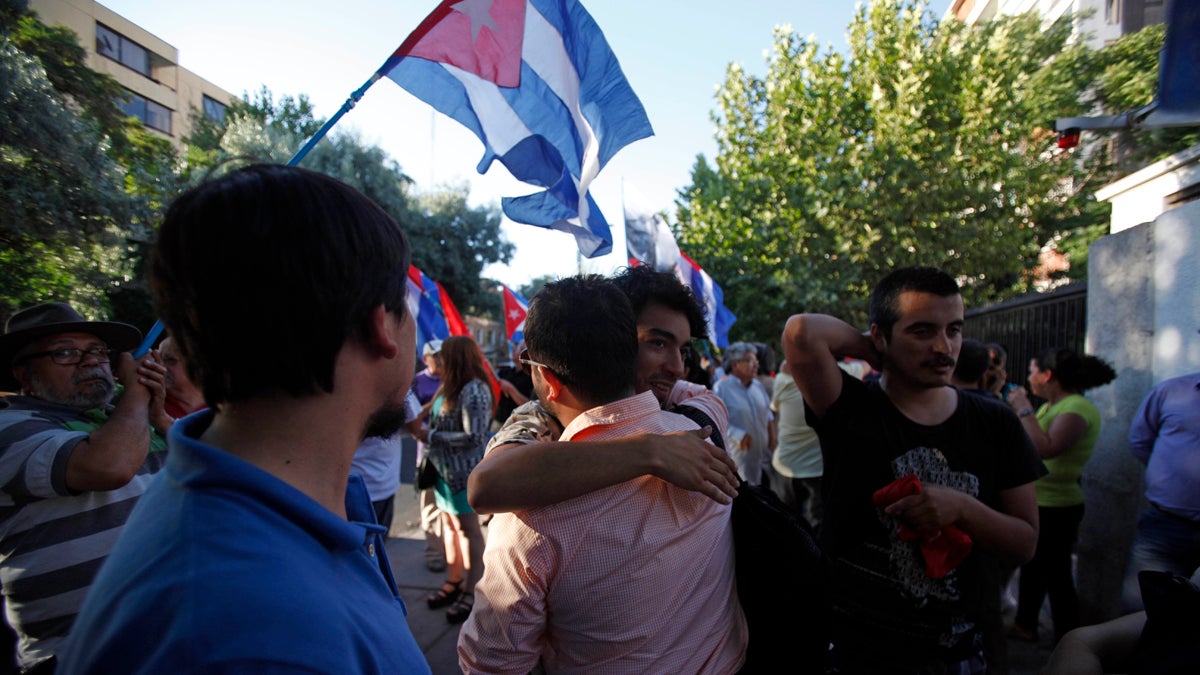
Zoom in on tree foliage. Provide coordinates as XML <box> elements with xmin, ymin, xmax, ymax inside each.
<box><xmin>0</xmin><ymin>38</ymin><xmax>134</xmax><ymax>321</ymax></box>
<box><xmin>676</xmin><ymin>0</ymin><xmax>1181</xmax><ymax>341</ymax></box>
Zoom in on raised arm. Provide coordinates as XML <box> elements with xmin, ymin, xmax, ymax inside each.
<box><xmin>781</xmin><ymin>314</ymin><xmax>879</xmax><ymax>417</ymax></box>
<box><xmin>1005</xmin><ymin>388</ymin><xmax>1088</xmax><ymax>459</ymax></box>
<box><xmin>66</xmin><ymin>353</ymin><xmax>162</xmax><ymax>491</ymax></box>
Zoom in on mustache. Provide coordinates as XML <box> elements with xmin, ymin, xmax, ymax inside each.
<box><xmin>922</xmin><ymin>355</ymin><xmax>957</xmax><ymax>369</ymax></box>
<box><xmin>73</xmin><ymin>369</ymin><xmax>114</xmax><ymax>386</ymax></box>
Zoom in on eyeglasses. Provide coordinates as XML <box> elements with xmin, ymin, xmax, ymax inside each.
<box><xmin>518</xmin><ymin>348</ymin><xmax>550</xmax><ymax>371</ymax></box>
<box><xmin>18</xmin><ymin>347</ymin><xmax>114</xmax><ymax>366</ymax></box>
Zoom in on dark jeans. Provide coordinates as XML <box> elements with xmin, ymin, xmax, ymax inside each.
<box><xmin>1015</xmin><ymin>504</ymin><xmax>1084</xmax><ymax>640</ymax></box>
<box><xmin>1122</xmin><ymin>504</ymin><xmax>1200</xmax><ymax>611</ymax></box>
<box><xmin>372</xmin><ymin>497</ymin><xmax>395</xmax><ymax>533</ymax></box>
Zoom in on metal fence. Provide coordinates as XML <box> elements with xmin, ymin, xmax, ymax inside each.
<box><xmin>963</xmin><ymin>284</ymin><xmax>1088</xmax><ymax>389</ymax></box>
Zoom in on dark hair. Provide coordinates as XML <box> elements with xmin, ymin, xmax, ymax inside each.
<box><xmin>869</xmin><ymin>266</ymin><xmax>960</xmax><ymax>339</ymax></box>
<box><xmin>954</xmin><ymin>338</ymin><xmax>990</xmax><ymax>384</ymax></box>
<box><xmin>1034</xmin><ymin>348</ymin><xmax>1117</xmax><ymax>393</ymax></box>
<box><xmin>435</xmin><ymin>336</ymin><xmax>492</xmax><ymax>410</ymax></box>
<box><xmin>150</xmin><ymin>164</ymin><xmax>410</xmax><ymax>404</ymax></box>
<box><xmin>754</xmin><ymin>342</ymin><xmax>776</xmax><ymax>375</ymax></box>
<box><xmin>985</xmin><ymin>342</ymin><xmax>1008</xmax><ymax>367</ymax></box>
<box><xmin>610</xmin><ymin>266</ymin><xmax>706</xmax><ymax>340</ymax></box>
<box><xmin>524</xmin><ymin>275</ymin><xmax>637</xmax><ymax>405</ymax></box>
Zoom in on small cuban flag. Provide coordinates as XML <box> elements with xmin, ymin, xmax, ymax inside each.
<box><xmin>381</xmin><ymin>0</ymin><xmax>653</xmax><ymax>258</ymax></box>
<box><xmin>500</xmin><ymin>284</ymin><xmax>530</xmax><ymax>344</ymax></box>
<box><xmin>407</xmin><ymin>265</ymin><xmax>470</xmax><ymax>348</ymax></box>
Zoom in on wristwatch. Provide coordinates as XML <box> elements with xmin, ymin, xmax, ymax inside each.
<box><xmin>1018</xmin><ymin>407</ymin><xmax>1035</xmax><ymax>418</ymax></box>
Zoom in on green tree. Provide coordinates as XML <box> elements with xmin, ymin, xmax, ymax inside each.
<box><xmin>0</xmin><ymin>38</ymin><xmax>134</xmax><ymax>321</ymax></box>
<box><xmin>676</xmin><ymin>0</ymin><xmax>1175</xmax><ymax>340</ymax></box>
<box><xmin>1</xmin><ymin>5</ymin><xmax>185</xmax><ymax>325</ymax></box>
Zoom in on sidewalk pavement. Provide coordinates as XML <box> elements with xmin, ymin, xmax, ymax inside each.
<box><xmin>386</xmin><ymin>486</ymin><xmax>470</xmax><ymax>675</ymax></box>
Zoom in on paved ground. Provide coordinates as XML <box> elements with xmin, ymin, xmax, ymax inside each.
<box><xmin>384</xmin><ymin>485</ymin><xmax>1053</xmax><ymax>675</ymax></box>
<box><xmin>386</xmin><ymin>488</ymin><xmax>466</xmax><ymax>674</ymax></box>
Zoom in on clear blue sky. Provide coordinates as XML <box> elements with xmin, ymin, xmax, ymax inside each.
<box><xmin>99</xmin><ymin>0</ymin><xmax>952</xmax><ymax>287</ymax></box>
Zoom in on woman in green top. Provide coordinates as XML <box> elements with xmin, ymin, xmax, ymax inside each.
<box><xmin>1006</xmin><ymin>348</ymin><xmax>1116</xmax><ymax>643</ymax></box>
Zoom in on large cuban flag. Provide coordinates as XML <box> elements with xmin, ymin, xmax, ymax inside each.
<box><xmin>500</xmin><ymin>283</ymin><xmax>530</xmax><ymax>344</ymax></box>
<box><xmin>407</xmin><ymin>265</ymin><xmax>470</xmax><ymax>348</ymax></box>
<box><xmin>381</xmin><ymin>0</ymin><xmax>653</xmax><ymax>258</ymax></box>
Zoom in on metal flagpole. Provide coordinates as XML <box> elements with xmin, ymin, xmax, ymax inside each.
<box><xmin>287</xmin><ymin>73</ymin><xmax>384</xmax><ymax>167</ymax></box>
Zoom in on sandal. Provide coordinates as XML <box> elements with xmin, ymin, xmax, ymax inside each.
<box><xmin>446</xmin><ymin>591</ymin><xmax>474</xmax><ymax>624</ymax></box>
<box><xmin>427</xmin><ymin>579</ymin><xmax>463</xmax><ymax>609</ymax></box>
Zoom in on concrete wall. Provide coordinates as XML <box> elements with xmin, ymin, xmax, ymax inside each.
<box><xmin>1078</xmin><ymin>199</ymin><xmax>1200</xmax><ymax>622</ymax></box>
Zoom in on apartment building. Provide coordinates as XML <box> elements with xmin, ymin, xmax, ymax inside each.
<box><xmin>947</xmin><ymin>0</ymin><xmax>1166</xmax><ymax>47</ymax></box>
<box><xmin>28</xmin><ymin>0</ymin><xmax>235</xmax><ymax>146</ymax></box>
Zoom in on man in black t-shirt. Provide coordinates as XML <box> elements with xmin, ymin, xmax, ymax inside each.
<box><xmin>782</xmin><ymin>267</ymin><xmax>1045</xmax><ymax>674</ymax></box>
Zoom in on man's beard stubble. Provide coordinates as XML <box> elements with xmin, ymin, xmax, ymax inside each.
<box><xmin>29</xmin><ymin>367</ymin><xmax>116</xmax><ymax>410</ymax></box>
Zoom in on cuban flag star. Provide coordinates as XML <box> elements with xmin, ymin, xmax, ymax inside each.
<box><xmin>381</xmin><ymin>0</ymin><xmax>654</xmax><ymax>258</ymax></box>
<box><xmin>500</xmin><ymin>284</ymin><xmax>530</xmax><ymax>343</ymax></box>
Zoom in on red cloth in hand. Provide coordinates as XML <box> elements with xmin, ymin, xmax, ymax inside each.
<box><xmin>872</xmin><ymin>473</ymin><xmax>973</xmax><ymax>579</ymax></box>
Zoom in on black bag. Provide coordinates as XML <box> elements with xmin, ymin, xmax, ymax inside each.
<box><xmin>415</xmin><ymin>453</ymin><xmax>439</xmax><ymax>490</ymax></box>
<box><xmin>1131</xmin><ymin>570</ymin><xmax>1200</xmax><ymax>674</ymax></box>
<box><xmin>731</xmin><ymin>477</ymin><xmax>828</xmax><ymax>673</ymax></box>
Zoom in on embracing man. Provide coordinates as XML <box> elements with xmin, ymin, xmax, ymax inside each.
<box><xmin>458</xmin><ymin>275</ymin><xmax>746</xmax><ymax>673</ymax></box>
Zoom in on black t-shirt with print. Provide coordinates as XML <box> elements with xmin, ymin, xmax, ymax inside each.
<box><xmin>807</xmin><ymin>370</ymin><xmax>1045</xmax><ymax>670</ymax></box>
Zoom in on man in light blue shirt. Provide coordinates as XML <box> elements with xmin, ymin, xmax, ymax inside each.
<box><xmin>1123</xmin><ymin>371</ymin><xmax>1200</xmax><ymax>610</ymax></box>
<box><xmin>715</xmin><ymin>342</ymin><xmax>774</xmax><ymax>486</ymax></box>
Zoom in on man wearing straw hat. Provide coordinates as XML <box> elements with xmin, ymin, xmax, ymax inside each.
<box><xmin>0</xmin><ymin>302</ymin><xmax>169</xmax><ymax>674</ymax></box>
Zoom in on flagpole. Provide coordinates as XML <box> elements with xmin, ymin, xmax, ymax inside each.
<box><xmin>287</xmin><ymin>72</ymin><xmax>385</xmax><ymax>167</ymax></box>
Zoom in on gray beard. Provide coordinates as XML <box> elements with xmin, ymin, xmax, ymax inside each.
<box><xmin>28</xmin><ymin>368</ymin><xmax>116</xmax><ymax>409</ymax></box>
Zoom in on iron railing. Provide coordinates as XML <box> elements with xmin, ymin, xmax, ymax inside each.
<box><xmin>964</xmin><ymin>284</ymin><xmax>1088</xmax><ymax>389</ymax></box>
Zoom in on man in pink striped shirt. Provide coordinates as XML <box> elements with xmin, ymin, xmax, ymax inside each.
<box><xmin>458</xmin><ymin>275</ymin><xmax>746</xmax><ymax>674</ymax></box>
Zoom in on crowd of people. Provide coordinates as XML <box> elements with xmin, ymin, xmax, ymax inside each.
<box><xmin>0</xmin><ymin>164</ymin><xmax>1195</xmax><ymax>673</ymax></box>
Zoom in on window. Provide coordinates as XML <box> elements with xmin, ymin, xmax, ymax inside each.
<box><xmin>1105</xmin><ymin>0</ymin><xmax>1122</xmax><ymax>25</ymax></box>
<box><xmin>118</xmin><ymin>90</ymin><xmax>172</xmax><ymax>134</ymax></box>
<box><xmin>95</xmin><ymin>23</ymin><xmax>150</xmax><ymax>77</ymax></box>
<box><xmin>202</xmin><ymin>95</ymin><xmax>227</xmax><ymax>123</ymax></box>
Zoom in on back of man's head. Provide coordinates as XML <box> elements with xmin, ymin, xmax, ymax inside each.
<box><xmin>953</xmin><ymin>339</ymin><xmax>990</xmax><ymax>387</ymax></box>
<box><xmin>610</xmin><ymin>266</ymin><xmax>706</xmax><ymax>339</ymax></box>
<box><xmin>150</xmin><ymin>164</ymin><xmax>411</xmax><ymax>405</ymax></box>
<box><xmin>524</xmin><ymin>275</ymin><xmax>637</xmax><ymax>406</ymax></box>
<box><xmin>869</xmin><ymin>266</ymin><xmax>960</xmax><ymax>339</ymax></box>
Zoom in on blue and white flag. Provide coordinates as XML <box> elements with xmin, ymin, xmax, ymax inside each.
<box><xmin>677</xmin><ymin>253</ymin><xmax>736</xmax><ymax>348</ymax></box>
<box><xmin>382</xmin><ymin>0</ymin><xmax>653</xmax><ymax>258</ymax></box>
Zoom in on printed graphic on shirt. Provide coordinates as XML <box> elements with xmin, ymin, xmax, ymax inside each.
<box><xmin>881</xmin><ymin>446</ymin><xmax>980</xmax><ymax>608</ymax></box>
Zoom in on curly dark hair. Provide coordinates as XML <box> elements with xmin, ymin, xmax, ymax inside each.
<box><xmin>1034</xmin><ymin>348</ymin><xmax>1117</xmax><ymax>393</ymax></box>
<box><xmin>610</xmin><ymin>266</ymin><xmax>707</xmax><ymax>340</ymax></box>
